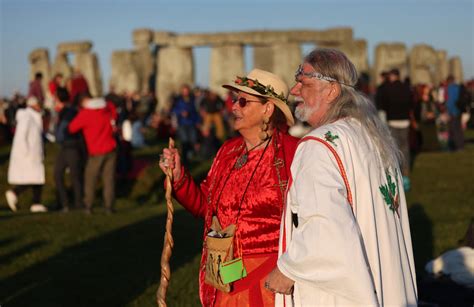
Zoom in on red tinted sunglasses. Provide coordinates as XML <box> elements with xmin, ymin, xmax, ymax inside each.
<box><xmin>232</xmin><ymin>97</ymin><xmax>262</xmax><ymax>108</ymax></box>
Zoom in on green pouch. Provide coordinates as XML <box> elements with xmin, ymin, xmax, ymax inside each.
<box><xmin>219</xmin><ymin>257</ymin><xmax>247</xmax><ymax>284</ymax></box>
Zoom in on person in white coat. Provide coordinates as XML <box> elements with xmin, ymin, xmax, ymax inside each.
<box><xmin>265</xmin><ymin>48</ymin><xmax>418</xmax><ymax>306</ymax></box>
<box><xmin>5</xmin><ymin>97</ymin><xmax>48</xmax><ymax>212</ymax></box>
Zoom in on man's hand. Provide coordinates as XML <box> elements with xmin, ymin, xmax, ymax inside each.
<box><xmin>265</xmin><ymin>267</ymin><xmax>294</xmax><ymax>295</ymax></box>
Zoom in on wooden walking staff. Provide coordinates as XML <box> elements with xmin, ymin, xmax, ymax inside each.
<box><xmin>157</xmin><ymin>138</ymin><xmax>175</xmax><ymax>307</ymax></box>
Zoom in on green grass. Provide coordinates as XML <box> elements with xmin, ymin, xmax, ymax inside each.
<box><xmin>0</xmin><ymin>131</ymin><xmax>473</xmax><ymax>306</ymax></box>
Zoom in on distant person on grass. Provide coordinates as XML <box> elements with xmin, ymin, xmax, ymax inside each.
<box><xmin>5</xmin><ymin>96</ymin><xmax>48</xmax><ymax>213</ymax></box>
<box><xmin>68</xmin><ymin>93</ymin><xmax>117</xmax><ymax>214</ymax></box>
<box><xmin>53</xmin><ymin>87</ymin><xmax>86</xmax><ymax>212</ymax></box>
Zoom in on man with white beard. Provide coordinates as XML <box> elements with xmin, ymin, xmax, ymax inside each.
<box><xmin>265</xmin><ymin>48</ymin><xmax>418</xmax><ymax>306</ymax></box>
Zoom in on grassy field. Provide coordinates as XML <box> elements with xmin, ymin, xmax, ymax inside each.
<box><xmin>0</xmin><ymin>131</ymin><xmax>473</xmax><ymax>306</ymax></box>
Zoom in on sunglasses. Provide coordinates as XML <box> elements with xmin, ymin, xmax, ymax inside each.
<box><xmin>232</xmin><ymin>97</ymin><xmax>263</xmax><ymax>108</ymax></box>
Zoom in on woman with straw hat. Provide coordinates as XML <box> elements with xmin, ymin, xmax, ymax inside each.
<box><xmin>159</xmin><ymin>69</ymin><xmax>299</xmax><ymax>306</ymax></box>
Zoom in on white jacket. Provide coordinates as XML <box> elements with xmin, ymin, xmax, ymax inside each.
<box><xmin>277</xmin><ymin>118</ymin><xmax>417</xmax><ymax>306</ymax></box>
<box><xmin>8</xmin><ymin>107</ymin><xmax>45</xmax><ymax>185</ymax></box>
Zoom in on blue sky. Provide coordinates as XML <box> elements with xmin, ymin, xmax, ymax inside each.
<box><xmin>1</xmin><ymin>0</ymin><xmax>473</xmax><ymax>97</ymax></box>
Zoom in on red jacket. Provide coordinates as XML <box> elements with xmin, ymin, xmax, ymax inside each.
<box><xmin>68</xmin><ymin>102</ymin><xmax>117</xmax><ymax>155</ymax></box>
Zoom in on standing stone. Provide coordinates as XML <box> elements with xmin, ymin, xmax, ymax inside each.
<box><xmin>409</xmin><ymin>44</ymin><xmax>438</xmax><ymax>85</ymax></box>
<box><xmin>319</xmin><ymin>40</ymin><xmax>369</xmax><ymax>75</ymax></box>
<box><xmin>156</xmin><ymin>46</ymin><xmax>194</xmax><ymax>111</ymax></box>
<box><xmin>132</xmin><ymin>28</ymin><xmax>155</xmax><ymax>94</ymax></box>
<box><xmin>339</xmin><ymin>40</ymin><xmax>369</xmax><ymax>75</ymax></box>
<box><xmin>449</xmin><ymin>57</ymin><xmax>464</xmax><ymax>83</ymax></box>
<box><xmin>210</xmin><ymin>44</ymin><xmax>245</xmax><ymax>98</ymax></box>
<box><xmin>272</xmin><ymin>43</ymin><xmax>302</xmax><ymax>89</ymax></box>
<box><xmin>110</xmin><ymin>50</ymin><xmax>140</xmax><ymax>94</ymax></box>
<box><xmin>374</xmin><ymin>43</ymin><xmax>408</xmax><ymax>85</ymax></box>
<box><xmin>133</xmin><ymin>28</ymin><xmax>153</xmax><ymax>49</ymax></box>
<box><xmin>52</xmin><ymin>53</ymin><xmax>73</xmax><ymax>81</ymax></box>
<box><xmin>133</xmin><ymin>49</ymin><xmax>154</xmax><ymax>95</ymax></box>
<box><xmin>254</xmin><ymin>45</ymin><xmax>275</xmax><ymax>72</ymax></box>
<box><xmin>75</xmin><ymin>52</ymin><xmax>103</xmax><ymax>97</ymax></box>
<box><xmin>29</xmin><ymin>48</ymin><xmax>51</xmax><ymax>94</ymax></box>
<box><xmin>436</xmin><ymin>50</ymin><xmax>449</xmax><ymax>85</ymax></box>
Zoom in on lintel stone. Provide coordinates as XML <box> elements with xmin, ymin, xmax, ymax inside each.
<box><xmin>154</xmin><ymin>28</ymin><xmax>353</xmax><ymax>47</ymax></box>
<box><xmin>57</xmin><ymin>41</ymin><xmax>93</xmax><ymax>54</ymax></box>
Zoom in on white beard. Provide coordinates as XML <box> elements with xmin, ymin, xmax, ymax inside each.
<box><xmin>295</xmin><ymin>99</ymin><xmax>319</xmax><ymax>123</ymax></box>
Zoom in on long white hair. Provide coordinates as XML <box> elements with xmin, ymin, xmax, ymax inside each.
<box><xmin>304</xmin><ymin>48</ymin><xmax>402</xmax><ymax>169</ymax></box>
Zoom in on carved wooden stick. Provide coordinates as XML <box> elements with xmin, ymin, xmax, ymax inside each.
<box><xmin>157</xmin><ymin>138</ymin><xmax>175</xmax><ymax>307</ymax></box>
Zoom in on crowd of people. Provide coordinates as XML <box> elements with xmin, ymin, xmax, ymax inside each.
<box><xmin>0</xmin><ymin>68</ymin><xmax>243</xmax><ymax>213</ymax></box>
<box><xmin>0</xmin><ymin>62</ymin><xmax>472</xmax><ymax>215</ymax></box>
<box><xmin>375</xmin><ymin>70</ymin><xmax>472</xmax><ymax>190</ymax></box>
<box><xmin>1</xmin><ymin>70</ymin><xmax>157</xmax><ymax>213</ymax></box>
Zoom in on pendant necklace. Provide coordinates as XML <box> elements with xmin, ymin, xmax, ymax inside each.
<box><xmin>234</xmin><ymin>139</ymin><xmax>269</xmax><ymax>170</ymax></box>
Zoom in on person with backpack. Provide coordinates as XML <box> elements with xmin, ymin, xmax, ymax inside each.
<box><xmin>53</xmin><ymin>87</ymin><xmax>85</xmax><ymax>212</ymax></box>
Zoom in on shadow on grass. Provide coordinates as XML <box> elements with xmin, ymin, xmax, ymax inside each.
<box><xmin>0</xmin><ymin>240</ymin><xmax>47</xmax><ymax>266</ymax></box>
<box><xmin>126</xmin><ymin>159</ymin><xmax>210</xmax><ymax>206</ymax></box>
<box><xmin>408</xmin><ymin>203</ymin><xmax>434</xmax><ymax>277</ymax></box>
<box><xmin>0</xmin><ymin>210</ymin><xmax>203</xmax><ymax>307</ymax></box>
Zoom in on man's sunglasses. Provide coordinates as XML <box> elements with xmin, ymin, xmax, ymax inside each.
<box><xmin>232</xmin><ymin>97</ymin><xmax>263</xmax><ymax>108</ymax></box>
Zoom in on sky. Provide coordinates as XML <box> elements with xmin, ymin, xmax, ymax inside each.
<box><xmin>1</xmin><ymin>0</ymin><xmax>473</xmax><ymax>97</ymax></box>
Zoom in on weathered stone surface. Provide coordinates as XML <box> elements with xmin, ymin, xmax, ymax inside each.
<box><xmin>110</xmin><ymin>50</ymin><xmax>140</xmax><ymax>94</ymax></box>
<box><xmin>75</xmin><ymin>52</ymin><xmax>103</xmax><ymax>97</ymax></box>
<box><xmin>436</xmin><ymin>50</ymin><xmax>449</xmax><ymax>85</ymax></box>
<box><xmin>272</xmin><ymin>43</ymin><xmax>302</xmax><ymax>89</ymax></box>
<box><xmin>132</xmin><ymin>49</ymin><xmax>155</xmax><ymax>95</ymax></box>
<box><xmin>29</xmin><ymin>48</ymin><xmax>48</xmax><ymax>62</ymax></box>
<box><xmin>154</xmin><ymin>28</ymin><xmax>353</xmax><ymax>47</ymax></box>
<box><xmin>57</xmin><ymin>41</ymin><xmax>93</xmax><ymax>54</ymax></box>
<box><xmin>153</xmin><ymin>31</ymin><xmax>177</xmax><ymax>45</ymax></box>
<box><xmin>340</xmin><ymin>40</ymin><xmax>369</xmax><ymax>74</ymax></box>
<box><xmin>156</xmin><ymin>46</ymin><xmax>194</xmax><ymax>110</ymax></box>
<box><xmin>253</xmin><ymin>45</ymin><xmax>275</xmax><ymax>72</ymax></box>
<box><xmin>449</xmin><ymin>56</ymin><xmax>464</xmax><ymax>83</ymax></box>
<box><xmin>409</xmin><ymin>44</ymin><xmax>438</xmax><ymax>85</ymax></box>
<box><xmin>29</xmin><ymin>48</ymin><xmax>51</xmax><ymax>95</ymax></box>
<box><xmin>319</xmin><ymin>39</ymin><xmax>369</xmax><ymax>74</ymax></box>
<box><xmin>210</xmin><ymin>44</ymin><xmax>245</xmax><ymax>98</ymax></box>
<box><xmin>374</xmin><ymin>43</ymin><xmax>408</xmax><ymax>85</ymax></box>
<box><xmin>133</xmin><ymin>28</ymin><xmax>154</xmax><ymax>48</ymax></box>
<box><xmin>52</xmin><ymin>53</ymin><xmax>72</xmax><ymax>81</ymax></box>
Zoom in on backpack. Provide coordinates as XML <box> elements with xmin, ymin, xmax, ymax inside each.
<box><xmin>456</xmin><ymin>85</ymin><xmax>470</xmax><ymax>112</ymax></box>
<box><xmin>55</xmin><ymin>119</ymin><xmax>69</xmax><ymax>143</ymax></box>
<box><xmin>55</xmin><ymin>107</ymin><xmax>77</xmax><ymax>144</ymax></box>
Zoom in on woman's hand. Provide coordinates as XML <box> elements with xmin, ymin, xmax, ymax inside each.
<box><xmin>159</xmin><ymin>147</ymin><xmax>182</xmax><ymax>181</ymax></box>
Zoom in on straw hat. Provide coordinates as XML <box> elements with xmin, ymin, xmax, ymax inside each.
<box><xmin>223</xmin><ymin>69</ymin><xmax>294</xmax><ymax>126</ymax></box>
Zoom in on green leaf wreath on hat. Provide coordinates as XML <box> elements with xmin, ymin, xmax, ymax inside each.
<box><xmin>234</xmin><ymin>76</ymin><xmax>288</xmax><ymax>104</ymax></box>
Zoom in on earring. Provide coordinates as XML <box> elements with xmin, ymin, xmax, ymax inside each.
<box><xmin>259</xmin><ymin>116</ymin><xmax>270</xmax><ymax>141</ymax></box>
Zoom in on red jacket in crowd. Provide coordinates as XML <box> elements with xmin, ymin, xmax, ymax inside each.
<box><xmin>68</xmin><ymin>100</ymin><xmax>117</xmax><ymax>156</ymax></box>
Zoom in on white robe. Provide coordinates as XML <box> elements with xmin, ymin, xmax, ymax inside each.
<box><xmin>276</xmin><ymin>118</ymin><xmax>417</xmax><ymax>306</ymax></box>
<box><xmin>7</xmin><ymin>107</ymin><xmax>45</xmax><ymax>185</ymax></box>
